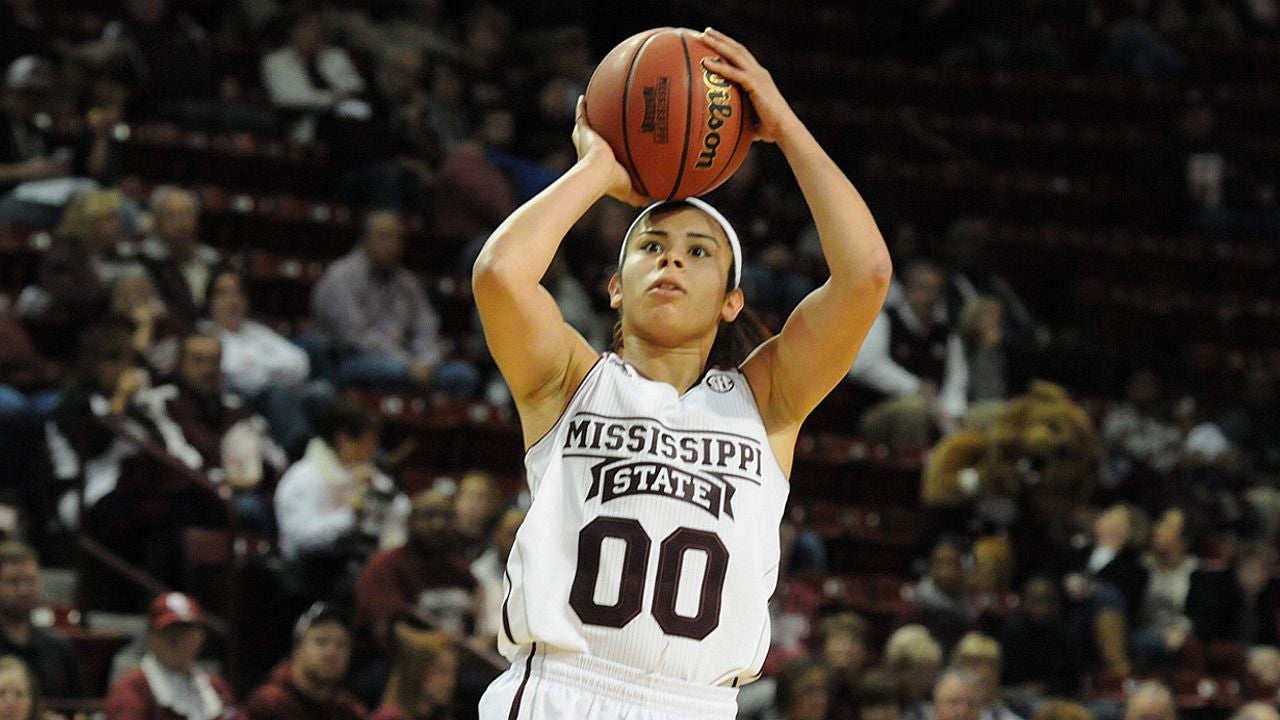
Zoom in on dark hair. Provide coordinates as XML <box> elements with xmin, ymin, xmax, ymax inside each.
<box><xmin>312</xmin><ymin>398</ymin><xmax>379</xmax><ymax>446</ymax></box>
<box><xmin>75</xmin><ymin>320</ymin><xmax>135</xmax><ymax>375</ymax></box>
<box><xmin>201</xmin><ymin>269</ymin><xmax>245</xmax><ymax>319</ymax></box>
<box><xmin>852</xmin><ymin>669</ymin><xmax>904</xmax><ymax>714</ymax></box>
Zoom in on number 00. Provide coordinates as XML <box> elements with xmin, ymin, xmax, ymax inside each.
<box><xmin>569</xmin><ymin>516</ymin><xmax>729</xmax><ymax>640</ymax></box>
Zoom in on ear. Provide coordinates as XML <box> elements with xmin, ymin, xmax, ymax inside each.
<box><xmin>608</xmin><ymin>273</ymin><xmax>622</xmax><ymax>310</ymax></box>
<box><xmin>720</xmin><ymin>287</ymin><xmax>745</xmax><ymax>323</ymax></box>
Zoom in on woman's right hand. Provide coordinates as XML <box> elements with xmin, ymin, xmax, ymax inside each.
<box><xmin>572</xmin><ymin>96</ymin><xmax>647</xmax><ymax>206</ymax></box>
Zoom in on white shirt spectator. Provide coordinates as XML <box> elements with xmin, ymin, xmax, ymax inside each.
<box><xmin>204</xmin><ymin>319</ymin><xmax>309</xmax><ymax>397</ymax></box>
<box><xmin>260</xmin><ymin>45</ymin><xmax>365</xmax><ymax>111</ymax></box>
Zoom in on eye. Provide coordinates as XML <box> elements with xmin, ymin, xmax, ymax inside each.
<box><xmin>642</xmin><ymin>240</ymin><xmax>662</xmax><ymax>253</ymax></box>
<box><xmin>689</xmin><ymin>245</ymin><xmax>708</xmax><ymax>258</ymax></box>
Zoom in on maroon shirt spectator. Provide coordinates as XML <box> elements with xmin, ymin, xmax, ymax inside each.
<box><xmin>354</xmin><ymin>489</ymin><xmax>479</xmax><ymax>654</ymax></box>
<box><xmin>244</xmin><ymin>604</ymin><xmax>367</xmax><ymax>720</ymax></box>
<box><xmin>104</xmin><ymin>593</ymin><xmax>239</xmax><ymax>720</ymax></box>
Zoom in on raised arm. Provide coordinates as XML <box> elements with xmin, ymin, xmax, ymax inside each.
<box><xmin>471</xmin><ymin>101</ymin><xmax>644</xmax><ymax>446</ymax></box>
<box><xmin>703</xmin><ymin>29</ymin><xmax>893</xmax><ymax>436</ymax></box>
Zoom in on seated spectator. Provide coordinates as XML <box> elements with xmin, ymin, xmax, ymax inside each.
<box><xmin>109</xmin><ymin>267</ymin><xmax>184</xmax><ymax>377</ymax></box>
<box><xmin>201</xmin><ymin>269</ymin><xmax>315</xmax><ymax>456</ymax></box>
<box><xmin>260</xmin><ymin>5</ymin><xmax>368</xmax><ymax>145</ymax></box>
<box><xmin>999</xmin><ymin>577</ymin><xmax>1083</xmax><ymax>702</ymax></box>
<box><xmin>1062</xmin><ymin>503</ymin><xmax>1148</xmax><ymax>676</ymax></box>
<box><xmin>931</xmin><ymin>667</ymin><xmax>984</xmax><ymax>720</ymax></box>
<box><xmin>471</xmin><ymin>506</ymin><xmax>523</xmax><ymax>642</ymax></box>
<box><xmin>0</xmin><ymin>655</ymin><xmax>45</xmax><ymax>720</ymax></box>
<box><xmin>274</xmin><ymin>399</ymin><xmax>409</xmax><ymax>599</ymax></box>
<box><xmin>135</xmin><ymin>332</ymin><xmax>282</xmax><ymax>531</ymax></box>
<box><xmin>370</xmin><ymin>627</ymin><xmax>459</xmax><ymax>720</ymax></box>
<box><xmin>848</xmin><ymin>259</ymin><xmax>962</xmax><ymax>446</ymax></box>
<box><xmin>903</xmin><ymin>538</ymin><xmax>978</xmax><ymax>655</ymax></box>
<box><xmin>104</xmin><ymin>592</ymin><xmax>237</xmax><ymax>720</ymax></box>
<box><xmin>1233</xmin><ymin>703</ymin><xmax>1280</xmax><ymax>720</ymax></box>
<box><xmin>0</xmin><ymin>56</ymin><xmax>72</xmax><ymax>228</ymax></box>
<box><xmin>244</xmin><ymin>603</ymin><xmax>367</xmax><ymax>720</ymax></box>
<box><xmin>1099</xmin><ymin>368</ymin><xmax>1181</xmax><ymax>494</ymax></box>
<box><xmin>945</xmin><ymin>297</ymin><xmax>1010</xmax><ymax>430</ymax></box>
<box><xmin>951</xmin><ymin>633</ymin><xmax>1023</xmax><ymax>720</ymax></box>
<box><xmin>850</xmin><ymin>670</ymin><xmax>904</xmax><ymax>720</ymax></box>
<box><xmin>45</xmin><ymin>322</ymin><xmax>149</xmax><ymax>533</ymax></box>
<box><xmin>0</xmin><ymin>543</ymin><xmax>85</xmax><ymax>699</ymax></box>
<box><xmin>101</xmin><ymin>0</ymin><xmax>220</xmax><ymax>120</ymax></box>
<box><xmin>0</xmin><ymin>313</ymin><xmax>60</xmax><ymax>490</ymax></box>
<box><xmin>355</xmin><ymin>489</ymin><xmax>478</xmax><ymax>654</ymax></box>
<box><xmin>16</xmin><ymin>188</ymin><xmax>135</xmax><ymax>358</ymax></box>
<box><xmin>882</xmin><ymin>625</ymin><xmax>942</xmax><ymax>720</ymax></box>
<box><xmin>432</xmin><ymin>104</ymin><xmax>518</xmax><ymax>266</ymax></box>
<box><xmin>1131</xmin><ymin>506</ymin><xmax>1202</xmax><ymax>671</ymax></box>
<box><xmin>1120</xmin><ymin>680</ymin><xmax>1175</xmax><ymax>720</ymax></box>
<box><xmin>309</xmin><ymin>210</ymin><xmax>478</xmax><ymax>396</ymax></box>
<box><xmin>769</xmin><ymin>656</ymin><xmax>829</xmax><ymax>720</ymax></box>
<box><xmin>452</xmin><ymin>471</ymin><xmax>500</xmax><ymax>558</ymax></box>
<box><xmin>816</xmin><ymin>612</ymin><xmax>873</xmax><ymax>720</ymax></box>
<box><xmin>137</xmin><ymin>186</ymin><xmax>225</xmax><ymax>330</ymax></box>
<box><xmin>1186</xmin><ymin>541</ymin><xmax>1280</xmax><ymax>648</ymax></box>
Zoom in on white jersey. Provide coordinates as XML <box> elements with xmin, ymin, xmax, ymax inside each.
<box><xmin>499</xmin><ymin>353</ymin><xmax>790</xmax><ymax>687</ymax></box>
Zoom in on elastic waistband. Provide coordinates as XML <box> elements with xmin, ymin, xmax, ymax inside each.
<box><xmin>519</xmin><ymin>648</ymin><xmax>738</xmax><ymax>719</ymax></box>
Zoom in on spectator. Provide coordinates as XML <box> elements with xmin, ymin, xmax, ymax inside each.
<box><xmin>1186</xmin><ymin>541</ymin><xmax>1280</xmax><ymax>647</ymax></box>
<box><xmin>850</xmin><ymin>670</ymin><xmax>904</xmax><ymax>720</ymax></box>
<box><xmin>1120</xmin><ymin>680</ymin><xmax>1175</xmax><ymax>720</ymax></box>
<box><xmin>201</xmin><ymin>270</ymin><xmax>314</xmax><ymax>456</ymax></box>
<box><xmin>354</xmin><ymin>489</ymin><xmax>479</xmax><ymax>654</ymax></box>
<box><xmin>260</xmin><ymin>5</ymin><xmax>367</xmax><ymax>145</ymax></box>
<box><xmin>904</xmin><ymin>538</ymin><xmax>977</xmax><ymax>655</ymax></box>
<box><xmin>420</xmin><ymin>59</ymin><xmax>470</xmax><ymax>160</ymax></box>
<box><xmin>951</xmin><ymin>633</ymin><xmax>1023</xmax><ymax>720</ymax></box>
<box><xmin>999</xmin><ymin>577</ymin><xmax>1083</xmax><ymax>701</ymax></box>
<box><xmin>1232</xmin><ymin>703</ymin><xmax>1280</xmax><ymax>720</ymax></box>
<box><xmin>882</xmin><ymin>625</ymin><xmax>942</xmax><ymax>720</ymax></box>
<box><xmin>109</xmin><ymin>267</ymin><xmax>183</xmax><ymax>378</ymax></box>
<box><xmin>0</xmin><ymin>313</ymin><xmax>60</xmax><ymax>490</ymax></box>
<box><xmin>769</xmin><ymin>656</ymin><xmax>829</xmax><ymax>720</ymax></box>
<box><xmin>931</xmin><ymin>667</ymin><xmax>984</xmax><ymax>720</ymax></box>
<box><xmin>849</xmin><ymin>259</ymin><xmax>961</xmax><ymax>445</ymax></box>
<box><xmin>243</xmin><ymin>603</ymin><xmax>367</xmax><ymax>720</ymax></box>
<box><xmin>0</xmin><ymin>56</ymin><xmax>71</xmax><ymax>227</ymax></box>
<box><xmin>1100</xmin><ymin>368</ymin><xmax>1181</xmax><ymax>493</ymax></box>
<box><xmin>16</xmin><ymin>188</ymin><xmax>134</xmax><ymax>358</ymax></box>
<box><xmin>1131</xmin><ymin>506</ymin><xmax>1201</xmax><ymax>670</ymax></box>
<box><xmin>0</xmin><ymin>655</ymin><xmax>44</xmax><ymax>720</ymax></box>
<box><xmin>471</xmin><ymin>506</ymin><xmax>522</xmax><ymax>642</ymax></box>
<box><xmin>135</xmin><ymin>332</ymin><xmax>281</xmax><ymax>529</ymax></box>
<box><xmin>1062</xmin><ymin>503</ymin><xmax>1148</xmax><ymax>676</ymax></box>
<box><xmin>0</xmin><ymin>543</ymin><xmax>85</xmax><ymax>699</ymax></box>
<box><xmin>370</xmin><ymin>627</ymin><xmax>459</xmax><ymax>720</ymax></box>
<box><xmin>432</xmin><ymin>104</ymin><xmax>518</xmax><ymax>267</ymax></box>
<box><xmin>274</xmin><ymin>399</ymin><xmax>408</xmax><ymax>599</ymax></box>
<box><xmin>137</xmin><ymin>186</ymin><xmax>225</xmax><ymax>330</ymax></box>
<box><xmin>452</xmin><ymin>471</ymin><xmax>500</xmax><ymax>558</ymax></box>
<box><xmin>816</xmin><ymin>612</ymin><xmax>873</xmax><ymax>720</ymax></box>
<box><xmin>101</xmin><ymin>0</ymin><xmax>221</xmax><ymax>119</ymax></box>
<box><xmin>309</xmin><ymin>210</ymin><xmax>478</xmax><ymax>396</ymax></box>
<box><xmin>944</xmin><ymin>297</ymin><xmax>1009</xmax><ymax>430</ymax></box>
<box><xmin>103</xmin><ymin>592</ymin><xmax>238</xmax><ymax>720</ymax></box>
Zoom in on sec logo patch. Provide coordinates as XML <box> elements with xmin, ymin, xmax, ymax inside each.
<box><xmin>707</xmin><ymin>374</ymin><xmax>734</xmax><ymax>393</ymax></box>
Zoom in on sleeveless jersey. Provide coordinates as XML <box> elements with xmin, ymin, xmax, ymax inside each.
<box><xmin>498</xmin><ymin>353</ymin><xmax>790</xmax><ymax>687</ymax></box>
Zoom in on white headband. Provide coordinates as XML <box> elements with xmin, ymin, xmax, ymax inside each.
<box><xmin>620</xmin><ymin>197</ymin><xmax>742</xmax><ymax>289</ymax></box>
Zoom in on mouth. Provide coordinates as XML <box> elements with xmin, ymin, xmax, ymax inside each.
<box><xmin>648</xmin><ymin>278</ymin><xmax>686</xmax><ymax>296</ymax></box>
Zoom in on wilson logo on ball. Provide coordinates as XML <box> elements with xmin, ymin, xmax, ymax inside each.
<box><xmin>585</xmin><ymin>27</ymin><xmax>757</xmax><ymax>201</ymax></box>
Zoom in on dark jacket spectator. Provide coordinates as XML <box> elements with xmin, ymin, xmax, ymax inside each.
<box><xmin>0</xmin><ymin>542</ymin><xmax>86</xmax><ymax>699</ymax></box>
<box><xmin>101</xmin><ymin>0</ymin><xmax>219</xmax><ymax>118</ymax></box>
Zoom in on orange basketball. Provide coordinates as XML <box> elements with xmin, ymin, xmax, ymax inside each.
<box><xmin>584</xmin><ymin>27</ymin><xmax>757</xmax><ymax>202</ymax></box>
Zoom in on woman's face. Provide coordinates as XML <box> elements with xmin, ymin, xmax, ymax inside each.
<box><xmin>112</xmin><ymin>275</ymin><xmax>156</xmax><ymax>315</ymax></box>
<box><xmin>208</xmin><ymin>274</ymin><xmax>248</xmax><ymax>331</ymax></box>
<box><xmin>0</xmin><ymin>667</ymin><xmax>32</xmax><ymax>720</ymax></box>
<box><xmin>610</xmin><ymin>207</ymin><xmax>742</xmax><ymax>348</ymax></box>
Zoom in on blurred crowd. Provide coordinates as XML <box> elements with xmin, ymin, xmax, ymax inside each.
<box><xmin>0</xmin><ymin>0</ymin><xmax>1275</xmax><ymax>719</ymax></box>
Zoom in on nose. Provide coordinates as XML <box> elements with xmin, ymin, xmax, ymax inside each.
<box><xmin>658</xmin><ymin>250</ymin><xmax>684</xmax><ymax>269</ymax></box>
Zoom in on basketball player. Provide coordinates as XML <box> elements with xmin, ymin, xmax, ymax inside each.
<box><xmin>473</xmin><ymin>28</ymin><xmax>891</xmax><ymax>719</ymax></box>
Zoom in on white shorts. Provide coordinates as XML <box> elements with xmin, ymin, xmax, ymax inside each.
<box><xmin>479</xmin><ymin>645</ymin><xmax>739</xmax><ymax>720</ymax></box>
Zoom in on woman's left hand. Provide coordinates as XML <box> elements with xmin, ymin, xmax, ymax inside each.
<box><xmin>697</xmin><ymin>28</ymin><xmax>798</xmax><ymax>144</ymax></box>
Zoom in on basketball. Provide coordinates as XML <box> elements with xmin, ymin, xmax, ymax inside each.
<box><xmin>585</xmin><ymin>27</ymin><xmax>757</xmax><ymax>202</ymax></box>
